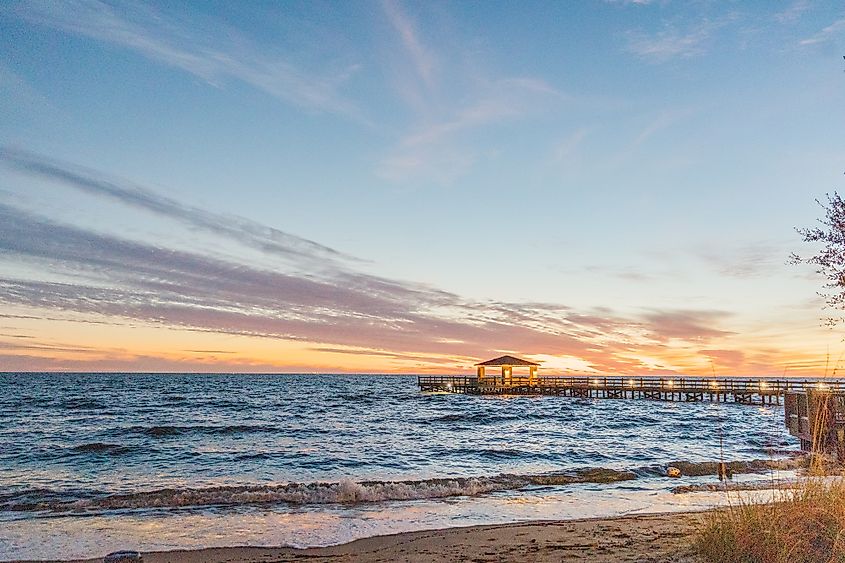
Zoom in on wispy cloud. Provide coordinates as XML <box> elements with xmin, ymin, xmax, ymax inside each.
<box><xmin>799</xmin><ymin>16</ymin><xmax>845</xmax><ymax>45</ymax></box>
<box><xmin>9</xmin><ymin>0</ymin><xmax>364</xmax><ymax>119</ymax></box>
<box><xmin>584</xmin><ymin>265</ymin><xmax>653</xmax><ymax>283</ymax></box>
<box><xmin>626</xmin><ymin>25</ymin><xmax>712</xmax><ymax>62</ymax></box>
<box><xmin>378</xmin><ymin>77</ymin><xmax>563</xmax><ymax>183</ymax></box>
<box><xmin>633</xmin><ymin>107</ymin><xmax>696</xmax><ymax>146</ymax></box>
<box><xmin>375</xmin><ymin>2</ymin><xmax>563</xmax><ymax>183</ymax></box>
<box><xmin>0</xmin><ymin>152</ymin><xmax>751</xmax><ymax>372</ymax></box>
<box><xmin>640</xmin><ymin>309</ymin><xmax>735</xmax><ymax>342</ymax></box>
<box><xmin>694</xmin><ymin>243</ymin><xmax>785</xmax><ymax>279</ymax></box>
<box><xmin>381</xmin><ymin>0</ymin><xmax>436</xmax><ymax>91</ymax></box>
<box><xmin>0</xmin><ymin>62</ymin><xmax>59</xmax><ymax>120</ymax></box>
<box><xmin>0</xmin><ymin>211</ymin><xmax>602</xmax><ymax>362</ymax></box>
<box><xmin>774</xmin><ymin>0</ymin><xmax>812</xmax><ymax>24</ymax></box>
<box><xmin>551</xmin><ymin>128</ymin><xmax>590</xmax><ymax>164</ymax></box>
<box><xmin>0</xmin><ymin>147</ymin><xmax>353</xmax><ymax>267</ymax></box>
<box><xmin>625</xmin><ymin>11</ymin><xmax>744</xmax><ymax>64</ymax></box>
<box><xmin>605</xmin><ymin>0</ymin><xmax>656</xmax><ymax>5</ymax></box>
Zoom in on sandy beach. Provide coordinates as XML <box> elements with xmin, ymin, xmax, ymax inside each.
<box><xmin>49</xmin><ymin>511</ymin><xmax>706</xmax><ymax>563</ymax></box>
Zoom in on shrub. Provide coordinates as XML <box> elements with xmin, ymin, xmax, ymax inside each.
<box><xmin>694</xmin><ymin>477</ymin><xmax>845</xmax><ymax>563</ymax></box>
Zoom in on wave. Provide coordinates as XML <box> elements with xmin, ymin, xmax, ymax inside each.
<box><xmin>163</xmin><ymin>395</ymin><xmax>187</xmax><ymax>403</ymax></box>
<box><xmin>60</xmin><ymin>397</ymin><xmax>105</xmax><ymax>410</ymax></box>
<box><xmin>0</xmin><ymin>458</ymin><xmax>799</xmax><ymax>514</ymax></box>
<box><xmin>122</xmin><ymin>424</ymin><xmax>277</xmax><ymax>438</ymax></box>
<box><xmin>425</xmin><ymin>412</ymin><xmax>560</xmax><ymax>425</ymax></box>
<box><xmin>71</xmin><ymin>443</ymin><xmax>134</xmax><ymax>456</ymax></box>
<box><xmin>1</xmin><ymin>468</ymin><xmax>633</xmax><ymax>513</ymax></box>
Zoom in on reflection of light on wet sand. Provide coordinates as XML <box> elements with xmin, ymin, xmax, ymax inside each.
<box><xmin>0</xmin><ymin>471</ymin><xmax>798</xmax><ymax>561</ymax></box>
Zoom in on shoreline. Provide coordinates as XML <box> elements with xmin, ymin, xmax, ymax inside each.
<box><xmin>37</xmin><ymin>511</ymin><xmax>706</xmax><ymax>563</ymax></box>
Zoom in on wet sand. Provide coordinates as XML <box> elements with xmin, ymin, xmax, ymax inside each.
<box><xmin>57</xmin><ymin>511</ymin><xmax>705</xmax><ymax>563</ymax></box>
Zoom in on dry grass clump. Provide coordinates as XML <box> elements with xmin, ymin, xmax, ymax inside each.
<box><xmin>694</xmin><ymin>476</ymin><xmax>845</xmax><ymax>563</ymax></box>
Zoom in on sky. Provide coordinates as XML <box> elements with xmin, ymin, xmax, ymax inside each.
<box><xmin>0</xmin><ymin>0</ymin><xmax>844</xmax><ymax>375</ymax></box>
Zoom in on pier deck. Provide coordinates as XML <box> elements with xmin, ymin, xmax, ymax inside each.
<box><xmin>418</xmin><ymin>375</ymin><xmax>845</xmax><ymax>406</ymax></box>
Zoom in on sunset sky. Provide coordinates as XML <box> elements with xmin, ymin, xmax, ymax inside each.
<box><xmin>1</xmin><ymin>0</ymin><xmax>844</xmax><ymax>374</ymax></box>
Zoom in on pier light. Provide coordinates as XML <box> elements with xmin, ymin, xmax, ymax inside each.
<box><xmin>817</xmin><ymin>382</ymin><xmax>829</xmax><ymax>391</ymax></box>
<box><xmin>667</xmin><ymin>379</ymin><xmax>674</xmax><ymax>388</ymax></box>
<box><xmin>627</xmin><ymin>378</ymin><xmax>635</xmax><ymax>387</ymax></box>
<box><xmin>709</xmin><ymin>380</ymin><xmax>718</xmax><ymax>389</ymax></box>
<box><xmin>591</xmin><ymin>378</ymin><xmax>599</xmax><ymax>386</ymax></box>
<box><xmin>759</xmin><ymin>381</ymin><xmax>769</xmax><ymax>391</ymax></box>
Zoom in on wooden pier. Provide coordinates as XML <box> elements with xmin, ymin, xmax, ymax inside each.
<box><xmin>785</xmin><ymin>391</ymin><xmax>845</xmax><ymax>453</ymax></box>
<box><xmin>418</xmin><ymin>374</ymin><xmax>845</xmax><ymax>406</ymax></box>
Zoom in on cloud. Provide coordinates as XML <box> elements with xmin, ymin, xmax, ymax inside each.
<box><xmin>632</xmin><ymin>108</ymin><xmax>696</xmax><ymax>146</ymax></box>
<box><xmin>640</xmin><ymin>309</ymin><xmax>735</xmax><ymax>342</ymax></box>
<box><xmin>0</xmin><ymin>147</ymin><xmax>354</xmax><ymax>267</ymax></box>
<box><xmin>584</xmin><ymin>265</ymin><xmax>653</xmax><ymax>282</ymax></box>
<box><xmin>799</xmin><ymin>16</ymin><xmax>845</xmax><ymax>46</ymax></box>
<box><xmin>0</xmin><ymin>152</ymin><xmax>774</xmax><ymax>373</ymax></box>
<box><xmin>774</xmin><ymin>0</ymin><xmax>812</xmax><ymax>24</ymax></box>
<box><xmin>0</xmin><ymin>62</ymin><xmax>60</xmax><ymax>121</ymax></box>
<box><xmin>377</xmin><ymin>78</ymin><xmax>562</xmax><ymax>183</ymax></box>
<box><xmin>605</xmin><ymin>0</ymin><xmax>656</xmax><ymax>5</ymax></box>
<box><xmin>551</xmin><ymin>128</ymin><xmax>590</xmax><ymax>164</ymax></box>
<box><xmin>0</xmin><ymin>202</ymin><xmax>437</xmax><ymax>325</ymax></box>
<box><xmin>699</xmin><ymin>348</ymin><xmax>746</xmax><ymax>369</ymax></box>
<box><xmin>0</xmin><ymin>197</ymin><xmax>668</xmax><ymax>372</ymax></box>
<box><xmin>626</xmin><ymin>26</ymin><xmax>712</xmax><ymax>62</ymax></box>
<box><xmin>8</xmin><ymin>0</ymin><xmax>364</xmax><ymax>119</ymax></box>
<box><xmin>382</xmin><ymin>0</ymin><xmax>436</xmax><ymax>91</ymax></box>
<box><xmin>0</xmin><ymin>199</ymin><xmax>613</xmax><ymax>361</ymax></box>
<box><xmin>0</xmin><ymin>350</ymin><xmax>332</xmax><ymax>374</ymax></box>
<box><xmin>624</xmin><ymin>12</ymin><xmax>744</xmax><ymax>64</ymax></box>
<box><xmin>694</xmin><ymin>243</ymin><xmax>784</xmax><ymax>279</ymax></box>
<box><xmin>372</xmin><ymin>1</ymin><xmax>563</xmax><ymax>184</ymax></box>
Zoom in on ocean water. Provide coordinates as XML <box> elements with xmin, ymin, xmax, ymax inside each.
<box><xmin>0</xmin><ymin>373</ymin><xmax>798</xmax><ymax>560</ymax></box>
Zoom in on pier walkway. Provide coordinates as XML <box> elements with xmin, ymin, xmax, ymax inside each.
<box><xmin>417</xmin><ymin>375</ymin><xmax>845</xmax><ymax>406</ymax></box>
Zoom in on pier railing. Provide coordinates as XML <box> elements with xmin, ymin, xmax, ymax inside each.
<box><xmin>417</xmin><ymin>375</ymin><xmax>845</xmax><ymax>405</ymax></box>
<box><xmin>532</xmin><ymin>376</ymin><xmax>845</xmax><ymax>393</ymax></box>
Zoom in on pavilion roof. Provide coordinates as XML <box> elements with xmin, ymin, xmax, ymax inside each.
<box><xmin>475</xmin><ymin>355</ymin><xmax>539</xmax><ymax>367</ymax></box>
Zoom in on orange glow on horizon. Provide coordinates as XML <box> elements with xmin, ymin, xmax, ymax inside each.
<box><xmin>1</xmin><ymin>304</ymin><xmax>844</xmax><ymax>376</ymax></box>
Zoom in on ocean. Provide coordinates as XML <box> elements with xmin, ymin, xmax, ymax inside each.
<box><xmin>0</xmin><ymin>373</ymin><xmax>798</xmax><ymax>560</ymax></box>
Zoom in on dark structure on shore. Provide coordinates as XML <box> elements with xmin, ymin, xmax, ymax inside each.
<box><xmin>785</xmin><ymin>390</ymin><xmax>845</xmax><ymax>456</ymax></box>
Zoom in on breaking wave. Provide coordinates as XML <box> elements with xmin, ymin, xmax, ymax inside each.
<box><xmin>1</xmin><ymin>458</ymin><xmax>798</xmax><ymax>514</ymax></box>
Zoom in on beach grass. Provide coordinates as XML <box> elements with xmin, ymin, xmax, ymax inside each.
<box><xmin>694</xmin><ymin>469</ymin><xmax>845</xmax><ymax>562</ymax></box>
<box><xmin>694</xmin><ymin>373</ymin><xmax>845</xmax><ymax>562</ymax></box>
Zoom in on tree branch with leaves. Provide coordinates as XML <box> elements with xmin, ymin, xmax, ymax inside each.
<box><xmin>791</xmin><ymin>192</ymin><xmax>845</xmax><ymax>327</ymax></box>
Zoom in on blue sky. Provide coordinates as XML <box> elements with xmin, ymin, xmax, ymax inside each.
<box><xmin>1</xmin><ymin>0</ymin><xmax>844</xmax><ymax>374</ymax></box>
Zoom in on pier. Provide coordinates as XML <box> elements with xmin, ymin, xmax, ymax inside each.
<box><xmin>418</xmin><ymin>356</ymin><xmax>845</xmax><ymax>407</ymax></box>
<box><xmin>418</xmin><ymin>374</ymin><xmax>845</xmax><ymax>406</ymax></box>
<box><xmin>418</xmin><ymin>354</ymin><xmax>845</xmax><ymax>455</ymax></box>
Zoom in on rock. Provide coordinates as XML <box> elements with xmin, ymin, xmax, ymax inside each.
<box><xmin>104</xmin><ymin>551</ymin><xmax>143</xmax><ymax>563</ymax></box>
<box><xmin>666</xmin><ymin>466</ymin><xmax>681</xmax><ymax>478</ymax></box>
